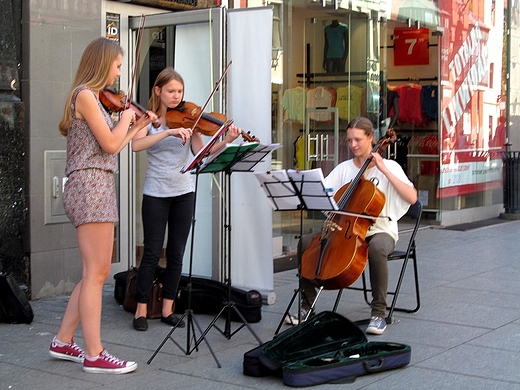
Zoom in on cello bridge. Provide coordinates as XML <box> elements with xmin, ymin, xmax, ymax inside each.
<box><xmin>324</xmin><ymin>220</ymin><xmax>342</xmax><ymax>233</ymax></box>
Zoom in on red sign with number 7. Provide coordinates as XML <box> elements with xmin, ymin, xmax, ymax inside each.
<box><xmin>393</xmin><ymin>28</ymin><xmax>430</xmax><ymax>66</ymax></box>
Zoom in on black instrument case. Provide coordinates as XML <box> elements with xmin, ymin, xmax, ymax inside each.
<box><xmin>243</xmin><ymin>311</ymin><xmax>410</xmax><ymax>387</ymax></box>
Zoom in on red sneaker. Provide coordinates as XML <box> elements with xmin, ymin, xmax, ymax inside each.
<box><xmin>49</xmin><ymin>337</ymin><xmax>85</xmax><ymax>363</ymax></box>
<box><xmin>83</xmin><ymin>349</ymin><xmax>137</xmax><ymax>374</ymax></box>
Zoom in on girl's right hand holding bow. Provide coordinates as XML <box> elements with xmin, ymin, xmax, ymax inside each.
<box><xmin>121</xmin><ymin>107</ymin><xmax>137</xmax><ymax>127</ymax></box>
<box><xmin>167</xmin><ymin>127</ymin><xmax>193</xmax><ymax>144</ymax></box>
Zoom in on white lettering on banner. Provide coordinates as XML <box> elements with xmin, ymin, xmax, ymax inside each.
<box><xmin>449</xmin><ymin>26</ymin><xmax>482</xmax><ymax>79</ymax></box>
<box><xmin>441</xmin><ymin>24</ymin><xmax>488</xmax><ymax>135</ymax></box>
<box><xmin>439</xmin><ymin>159</ymin><xmax>502</xmax><ymax>188</ymax></box>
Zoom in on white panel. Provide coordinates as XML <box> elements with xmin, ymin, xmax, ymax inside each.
<box><xmin>44</xmin><ymin>150</ymin><xmax>68</xmax><ymax>224</ymax></box>
<box><xmin>175</xmin><ymin>23</ymin><xmax>213</xmax><ymax>104</ymax></box>
<box><xmin>175</xmin><ymin>23</ymin><xmax>216</xmax><ymax>278</ymax></box>
<box><xmin>227</xmin><ymin>8</ymin><xmax>274</xmax><ymax>294</ymax></box>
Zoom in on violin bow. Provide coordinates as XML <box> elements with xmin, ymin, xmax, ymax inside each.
<box><xmin>190</xmin><ymin>61</ymin><xmax>232</xmax><ymax>132</ymax></box>
<box><xmin>127</xmin><ymin>14</ymin><xmax>146</xmax><ymax>108</ymax></box>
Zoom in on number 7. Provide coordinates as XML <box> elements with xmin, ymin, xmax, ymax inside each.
<box><xmin>404</xmin><ymin>38</ymin><xmax>417</xmax><ymax>55</ymax></box>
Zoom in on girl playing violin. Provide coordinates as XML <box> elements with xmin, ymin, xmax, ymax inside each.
<box><xmin>50</xmin><ymin>37</ymin><xmax>157</xmax><ymax>374</ymax></box>
<box><xmin>131</xmin><ymin>68</ymin><xmax>241</xmax><ymax>331</ymax></box>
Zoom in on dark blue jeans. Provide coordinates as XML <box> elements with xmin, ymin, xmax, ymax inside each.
<box><xmin>136</xmin><ymin>193</ymin><xmax>195</xmax><ymax>303</ymax></box>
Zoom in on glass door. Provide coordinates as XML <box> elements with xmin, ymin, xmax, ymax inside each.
<box><xmin>125</xmin><ymin>8</ymin><xmax>226</xmax><ymax>279</ymax></box>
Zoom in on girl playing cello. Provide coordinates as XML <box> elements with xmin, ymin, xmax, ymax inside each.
<box><xmin>287</xmin><ymin>117</ymin><xmax>417</xmax><ymax>335</ymax></box>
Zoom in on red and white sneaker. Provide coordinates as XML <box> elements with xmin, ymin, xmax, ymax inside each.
<box><xmin>49</xmin><ymin>337</ymin><xmax>85</xmax><ymax>363</ymax></box>
<box><xmin>83</xmin><ymin>349</ymin><xmax>137</xmax><ymax>374</ymax></box>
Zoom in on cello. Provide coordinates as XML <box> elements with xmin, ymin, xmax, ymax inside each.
<box><xmin>300</xmin><ymin>129</ymin><xmax>397</xmax><ymax>290</ymax></box>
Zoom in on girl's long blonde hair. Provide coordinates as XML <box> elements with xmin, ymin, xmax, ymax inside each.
<box><xmin>148</xmin><ymin>68</ymin><xmax>185</xmax><ymax>115</ymax></box>
<box><xmin>58</xmin><ymin>38</ymin><xmax>124</xmax><ymax>136</ymax></box>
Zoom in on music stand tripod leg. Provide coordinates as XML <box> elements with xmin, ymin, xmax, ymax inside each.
<box><xmin>229</xmin><ymin>302</ymin><xmax>263</xmax><ymax>343</ymax></box>
<box><xmin>147</xmin><ymin>309</ymin><xmax>189</xmax><ymax>364</ymax></box>
<box><xmin>147</xmin><ymin>168</ymin><xmax>221</xmax><ymax>368</ymax></box>
<box><xmin>275</xmin><ymin>201</ymin><xmax>309</xmax><ymax>335</ymax></box>
<box><xmin>208</xmin><ymin>289</ymin><xmax>263</xmax><ymax>344</ymax></box>
<box><xmin>275</xmin><ymin>285</ymin><xmax>299</xmax><ymax>334</ymax></box>
<box><xmin>257</xmin><ymin>170</ymin><xmax>336</xmax><ymax>335</ymax></box>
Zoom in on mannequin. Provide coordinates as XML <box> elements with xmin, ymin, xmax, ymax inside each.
<box><xmin>323</xmin><ymin>20</ymin><xmax>349</xmax><ymax>73</ymax></box>
<box><xmin>386</xmin><ymin>89</ymin><xmax>400</xmax><ymax>129</ymax></box>
<box><xmin>379</xmin><ymin>72</ymin><xmax>399</xmax><ymax>130</ymax></box>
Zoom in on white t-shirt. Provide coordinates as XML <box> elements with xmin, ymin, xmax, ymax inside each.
<box><xmin>142</xmin><ymin>123</ymin><xmax>195</xmax><ymax>198</ymax></box>
<box><xmin>324</xmin><ymin>159</ymin><xmax>412</xmax><ymax>243</ymax></box>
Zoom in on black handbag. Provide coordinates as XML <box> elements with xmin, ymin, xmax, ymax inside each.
<box><xmin>0</xmin><ymin>273</ymin><xmax>34</xmax><ymax>324</ymax></box>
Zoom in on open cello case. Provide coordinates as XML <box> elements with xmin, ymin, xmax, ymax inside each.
<box><xmin>243</xmin><ymin>311</ymin><xmax>410</xmax><ymax>387</ymax></box>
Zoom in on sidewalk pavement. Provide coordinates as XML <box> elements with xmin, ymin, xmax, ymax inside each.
<box><xmin>2</xmin><ymin>219</ymin><xmax>520</xmax><ymax>389</ymax></box>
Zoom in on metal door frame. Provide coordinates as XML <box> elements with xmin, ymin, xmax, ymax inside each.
<box><xmin>115</xmin><ymin>8</ymin><xmax>226</xmax><ymax>277</ymax></box>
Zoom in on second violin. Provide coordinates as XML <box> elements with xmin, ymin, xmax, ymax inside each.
<box><xmin>166</xmin><ymin>101</ymin><xmax>259</xmax><ymax>142</ymax></box>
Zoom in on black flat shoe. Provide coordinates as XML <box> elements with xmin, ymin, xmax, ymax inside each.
<box><xmin>161</xmin><ymin>314</ymin><xmax>186</xmax><ymax>328</ymax></box>
<box><xmin>133</xmin><ymin>316</ymin><xmax>148</xmax><ymax>331</ymax></box>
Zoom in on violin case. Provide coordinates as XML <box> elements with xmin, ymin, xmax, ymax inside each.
<box><xmin>114</xmin><ymin>268</ymin><xmax>262</xmax><ymax>323</ymax></box>
<box><xmin>175</xmin><ymin>274</ymin><xmax>262</xmax><ymax>323</ymax></box>
<box><xmin>243</xmin><ymin>311</ymin><xmax>411</xmax><ymax>387</ymax></box>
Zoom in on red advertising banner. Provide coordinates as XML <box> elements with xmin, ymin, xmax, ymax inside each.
<box><xmin>437</xmin><ymin>0</ymin><xmax>500</xmax><ymax>198</ymax></box>
<box><xmin>393</xmin><ymin>28</ymin><xmax>429</xmax><ymax>66</ymax></box>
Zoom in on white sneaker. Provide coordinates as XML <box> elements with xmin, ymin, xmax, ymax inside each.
<box><xmin>284</xmin><ymin>308</ymin><xmax>315</xmax><ymax>326</ymax></box>
<box><xmin>366</xmin><ymin>316</ymin><xmax>387</xmax><ymax>335</ymax></box>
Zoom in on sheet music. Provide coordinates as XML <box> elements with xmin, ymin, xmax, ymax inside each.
<box><xmin>230</xmin><ymin>143</ymin><xmax>282</xmax><ymax>171</ymax></box>
<box><xmin>287</xmin><ymin>169</ymin><xmax>338</xmax><ymax>211</ymax></box>
<box><xmin>255</xmin><ymin>169</ymin><xmax>338</xmax><ymax>211</ymax></box>
<box><xmin>254</xmin><ymin>170</ymin><xmax>301</xmax><ymax>210</ymax></box>
<box><xmin>180</xmin><ymin>119</ymin><xmax>234</xmax><ymax>173</ymax></box>
<box><xmin>198</xmin><ymin>142</ymin><xmax>282</xmax><ymax>173</ymax></box>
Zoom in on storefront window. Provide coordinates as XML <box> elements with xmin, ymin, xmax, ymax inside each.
<box><xmin>273</xmin><ymin>3</ymin><xmax>378</xmax><ymax>257</ymax></box>
<box><xmin>273</xmin><ymin>0</ymin><xmax>507</xmax><ymax>255</ymax></box>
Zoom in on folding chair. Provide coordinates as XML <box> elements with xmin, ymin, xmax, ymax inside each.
<box><xmin>333</xmin><ymin>200</ymin><xmax>422</xmax><ymax>324</ymax></box>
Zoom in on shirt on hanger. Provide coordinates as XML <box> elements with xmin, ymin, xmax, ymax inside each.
<box><xmin>282</xmin><ymin>86</ymin><xmax>305</xmax><ymax>122</ymax></box>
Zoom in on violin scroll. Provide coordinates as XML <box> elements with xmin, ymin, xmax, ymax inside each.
<box><xmin>240</xmin><ymin>130</ymin><xmax>260</xmax><ymax>143</ymax></box>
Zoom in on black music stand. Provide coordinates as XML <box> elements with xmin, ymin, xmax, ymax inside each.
<box><xmin>254</xmin><ymin>169</ymin><xmax>337</xmax><ymax>335</ymax></box>
<box><xmin>148</xmin><ymin>120</ymin><xmax>234</xmax><ymax>368</ymax></box>
<box><xmin>197</xmin><ymin>141</ymin><xmax>280</xmax><ymax>343</ymax></box>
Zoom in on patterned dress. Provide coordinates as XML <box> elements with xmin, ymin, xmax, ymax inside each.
<box><xmin>62</xmin><ymin>86</ymin><xmax>119</xmax><ymax>227</ymax></box>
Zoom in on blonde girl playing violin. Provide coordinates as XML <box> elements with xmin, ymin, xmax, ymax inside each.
<box><xmin>131</xmin><ymin>67</ymin><xmax>241</xmax><ymax>331</ymax></box>
<box><xmin>50</xmin><ymin>37</ymin><xmax>157</xmax><ymax>374</ymax></box>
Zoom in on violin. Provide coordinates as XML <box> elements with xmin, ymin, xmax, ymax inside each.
<box><xmin>165</xmin><ymin>101</ymin><xmax>259</xmax><ymax>142</ymax></box>
<box><xmin>100</xmin><ymin>88</ymin><xmax>159</xmax><ymax>126</ymax></box>
<box><xmin>100</xmin><ymin>88</ymin><xmax>143</xmax><ymax>116</ymax></box>
<box><xmin>301</xmin><ymin>129</ymin><xmax>397</xmax><ymax>290</ymax></box>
